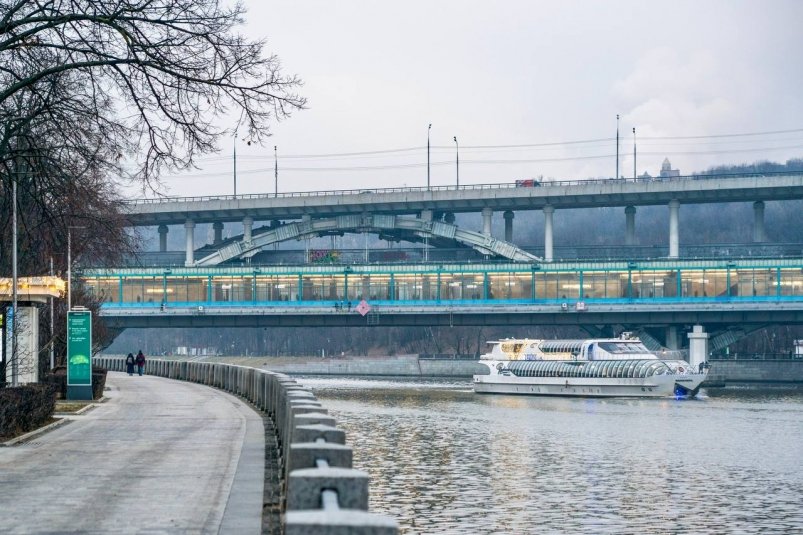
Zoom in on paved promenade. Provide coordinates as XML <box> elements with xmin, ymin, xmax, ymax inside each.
<box><xmin>0</xmin><ymin>372</ymin><xmax>265</xmax><ymax>534</ymax></box>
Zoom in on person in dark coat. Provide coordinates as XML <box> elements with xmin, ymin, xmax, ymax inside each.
<box><xmin>125</xmin><ymin>353</ymin><xmax>135</xmax><ymax>376</ymax></box>
<box><xmin>135</xmin><ymin>350</ymin><xmax>146</xmax><ymax>376</ymax></box>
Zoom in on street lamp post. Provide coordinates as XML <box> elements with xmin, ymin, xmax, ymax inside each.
<box><xmin>274</xmin><ymin>145</ymin><xmax>278</xmax><ymax>197</ymax></box>
<box><xmin>11</xmin><ymin>170</ymin><xmax>18</xmax><ymax>386</ymax></box>
<box><xmin>453</xmin><ymin>136</ymin><xmax>459</xmax><ymax>189</ymax></box>
<box><xmin>49</xmin><ymin>256</ymin><xmax>54</xmax><ymax>370</ymax></box>
<box><xmin>633</xmin><ymin>127</ymin><xmax>637</xmax><ymax>180</ymax></box>
<box><xmin>427</xmin><ymin>124</ymin><xmax>431</xmax><ymax>189</ymax></box>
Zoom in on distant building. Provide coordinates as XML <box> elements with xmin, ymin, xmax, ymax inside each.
<box><xmin>660</xmin><ymin>158</ymin><xmax>680</xmax><ymax>177</ymax></box>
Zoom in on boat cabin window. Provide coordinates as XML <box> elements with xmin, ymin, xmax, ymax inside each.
<box><xmin>597</xmin><ymin>342</ymin><xmax>652</xmax><ymax>355</ymax></box>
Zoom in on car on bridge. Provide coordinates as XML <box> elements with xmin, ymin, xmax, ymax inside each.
<box><xmin>515</xmin><ymin>179</ymin><xmax>541</xmax><ymax>187</ymax></box>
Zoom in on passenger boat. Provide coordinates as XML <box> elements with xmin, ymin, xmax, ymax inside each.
<box><xmin>473</xmin><ymin>334</ymin><xmax>706</xmax><ymax>398</ymax></box>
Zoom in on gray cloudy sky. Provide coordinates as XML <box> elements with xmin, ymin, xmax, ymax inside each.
<box><xmin>152</xmin><ymin>0</ymin><xmax>803</xmax><ymax>198</ymax></box>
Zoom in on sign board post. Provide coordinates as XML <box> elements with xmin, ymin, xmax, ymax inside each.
<box><xmin>67</xmin><ymin>309</ymin><xmax>93</xmax><ymax>400</ymax></box>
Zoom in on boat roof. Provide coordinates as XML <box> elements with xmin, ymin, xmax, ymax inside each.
<box><xmin>487</xmin><ymin>338</ymin><xmax>644</xmax><ymax>345</ymax></box>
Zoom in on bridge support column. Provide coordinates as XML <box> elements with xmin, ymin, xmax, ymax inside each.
<box><xmin>184</xmin><ymin>220</ymin><xmax>195</xmax><ymax>266</ymax></box>
<box><xmin>243</xmin><ymin>216</ymin><xmax>253</xmax><ymax>244</ymax></box>
<box><xmin>668</xmin><ymin>200</ymin><xmax>680</xmax><ymax>259</ymax></box>
<box><xmin>419</xmin><ymin>209</ymin><xmax>433</xmax><ymax>222</ymax></box>
<box><xmin>665</xmin><ymin>325</ymin><xmax>679</xmax><ymax>350</ymax></box>
<box><xmin>543</xmin><ymin>205</ymin><xmax>554</xmax><ymax>262</ymax></box>
<box><xmin>625</xmin><ymin>206</ymin><xmax>636</xmax><ymax>246</ymax></box>
<box><xmin>213</xmin><ymin>221</ymin><xmax>224</xmax><ymax>245</ymax></box>
<box><xmin>158</xmin><ymin>224</ymin><xmax>169</xmax><ymax>252</ymax></box>
<box><xmin>688</xmin><ymin>325</ymin><xmax>709</xmax><ymax>370</ymax></box>
<box><xmin>481</xmin><ymin>207</ymin><xmax>493</xmax><ymax>237</ymax></box>
<box><xmin>503</xmin><ymin>210</ymin><xmax>514</xmax><ymax>242</ymax></box>
<box><xmin>753</xmin><ymin>201</ymin><xmax>767</xmax><ymax>242</ymax></box>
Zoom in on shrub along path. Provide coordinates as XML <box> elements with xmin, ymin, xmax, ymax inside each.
<box><xmin>0</xmin><ymin>372</ymin><xmax>264</xmax><ymax>533</ymax></box>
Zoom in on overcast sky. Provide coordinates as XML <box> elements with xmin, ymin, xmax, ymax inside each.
<box><xmin>148</xmin><ymin>0</ymin><xmax>803</xmax><ymax>198</ymax></box>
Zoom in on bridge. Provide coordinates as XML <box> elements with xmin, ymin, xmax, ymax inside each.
<box><xmin>122</xmin><ymin>172</ymin><xmax>803</xmax><ymax>265</ymax></box>
<box><xmin>83</xmin><ymin>257</ymin><xmax>803</xmax><ymax>352</ymax></box>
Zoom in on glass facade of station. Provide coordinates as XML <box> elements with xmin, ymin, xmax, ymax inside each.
<box><xmin>83</xmin><ymin>259</ymin><xmax>803</xmax><ymax>306</ymax></box>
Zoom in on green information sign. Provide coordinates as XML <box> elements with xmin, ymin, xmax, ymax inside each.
<box><xmin>67</xmin><ymin>310</ymin><xmax>92</xmax><ymax>390</ymax></box>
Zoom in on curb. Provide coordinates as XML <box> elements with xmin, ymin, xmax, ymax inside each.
<box><xmin>1</xmin><ymin>418</ymin><xmax>70</xmax><ymax>447</ymax></box>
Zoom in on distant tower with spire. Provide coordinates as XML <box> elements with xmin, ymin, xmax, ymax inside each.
<box><xmin>660</xmin><ymin>157</ymin><xmax>680</xmax><ymax>178</ymax></box>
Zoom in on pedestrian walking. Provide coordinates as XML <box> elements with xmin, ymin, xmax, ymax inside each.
<box><xmin>125</xmin><ymin>353</ymin><xmax>135</xmax><ymax>376</ymax></box>
<box><xmin>135</xmin><ymin>350</ymin><xmax>146</xmax><ymax>376</ymax></box>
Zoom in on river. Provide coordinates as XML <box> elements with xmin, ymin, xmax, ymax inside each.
<box><xmin>298</xmin><ymin>377</ymin><xmax>803</xmax><ymax>534</ymax></box>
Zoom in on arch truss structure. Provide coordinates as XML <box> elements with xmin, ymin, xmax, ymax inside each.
<box><xmin>194</xmin><ymin>214</ymin><xmax>540</xmax><ymax>266</ymax></box>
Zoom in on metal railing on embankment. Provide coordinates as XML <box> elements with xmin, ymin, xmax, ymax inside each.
<box><xmin>96</xmin><ymin>356</ymin><xmax>398</xmax><ymax>535</ymax></box>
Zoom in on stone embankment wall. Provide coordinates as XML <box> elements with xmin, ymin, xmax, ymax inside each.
<box><xmin>96</xmin><ymin>356</ymin><xmax>398</xmax><ymax>535</ymax></box>
<box><xmin>709</xmin><ymin>359</ymin><xmax>803</xmax><ymax>383</ymax></box>
<box><xmin>203</xmin><ymin>355</ymin><xmax>488</xmax><ymax>377</ymax></box>
<box><xmin>198</xmin><ymin>355</ymin><xmax>803</xmax><ymax>384</ymax></box>
<box><xmin>101</xmin><ymin>354</ymin><xmax>803</xmax><ymax>383</ymax></box>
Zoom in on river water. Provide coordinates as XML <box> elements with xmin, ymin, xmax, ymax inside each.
<box><xmin>298</xmin><ymin>377</ymin><xmax>803</xmax><ymax>534</ymax></box>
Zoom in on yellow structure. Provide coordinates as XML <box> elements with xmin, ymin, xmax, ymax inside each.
<box><xmin>0</xmin><ymin>276</ymin><xmax>65</xmax><ymax>303</ymax></box>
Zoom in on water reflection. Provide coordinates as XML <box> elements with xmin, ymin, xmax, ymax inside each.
<box><xmin>299</xmin><ymin>377</ymin><xmax>803</xmax><ymax>534</ymax></box>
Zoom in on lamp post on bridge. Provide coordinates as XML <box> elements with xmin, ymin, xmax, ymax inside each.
<box><xmin>613</xmin><ymin>113</ymin><xmax>619</xmax><ymax>178</ymax></box>
<box><xmin>274</xmin><ymin>145</ymin><xmax>278</xmax><ymax>197</ymax></box>
<box><xmin>453</xmin><ymin>136</ymin><xmax>459</xmax><ymax>189</ymax></box>
<box><xmin>427</xmin><ymin>124</ymin><xmax>431</xmax><ymax>189</ymax></box>
<box><xmin>633</xmin><ymin>127</ymin><xmax>637</xmax><ymax>180</ymax></box>
<box><xmin>233</xmin><ymin>129</ymin><xmax>237</xmax><ymax>196</ymax></box>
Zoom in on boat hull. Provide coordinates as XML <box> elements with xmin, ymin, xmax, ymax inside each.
<box><xmin>473</xmin><ymin>374</ymin><xmax>679</xmax><ymax>398</ymax></box>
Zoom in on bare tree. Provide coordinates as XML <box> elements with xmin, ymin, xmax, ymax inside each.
<box><xmin>0</xmin><ymin>1</ymin><xmax>305</xmax><ymax>383</ymax></box>
<box><xmin>1</xmin><ymin>0</ymin><xmax>305</xmax><ymax>184</ymax></box>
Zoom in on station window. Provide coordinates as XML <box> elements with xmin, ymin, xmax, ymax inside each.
<box><xmin>85</xmin><ymin>278</ymin><xmax>119</xmax><ymax>303</ymax></box>
<box><xmin>254</xmin><ymin>275</ymin><xmax>298</xmax><ymax>301</ymax></box>
<box><xmin>165</xmin><ymin>276</ymin><xmax>207</xmax><ymax>303</ymax></box>
<box><xmin>779</xmin><ymin>269</ymin><xmax>803</xmax><ymax>296</ymax></box>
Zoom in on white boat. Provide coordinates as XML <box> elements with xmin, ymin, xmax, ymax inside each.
<box><xmin>473</xmin><ymin>334</ymin><xmax>707</xmax><ymax>398</ymax></box>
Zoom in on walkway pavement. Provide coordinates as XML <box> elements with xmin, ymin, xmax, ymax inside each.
<box><xmin>0</xmin><ymin>372</ymin><xmax>265</xmax><ymax>534</ymax></box>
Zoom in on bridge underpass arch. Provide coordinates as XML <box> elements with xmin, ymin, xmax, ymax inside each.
<box><xmin>193</xmin><ymin>214</ymin><xmax>540</xmax><ymax>266</ymax></box>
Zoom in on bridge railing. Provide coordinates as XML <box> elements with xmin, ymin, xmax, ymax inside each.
<box><xmin>120</xmin><ymin>171</ymin><xmax>801</xmax><ymax>205</ymax></box>
<box><xmin>115</xmin><ymin>242</ymin><xmax>803</xmax><ymax>269</ymax></box>
<box><xmin>95</xmin><ymin>356</ymin><xmax>398</xmax><ymax>535</ymax></box>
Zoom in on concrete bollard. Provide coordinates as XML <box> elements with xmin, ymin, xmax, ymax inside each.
<box><xmin>287</xmin><ymin>466</ymin><xmax>370</xmax><ymax>511</ymax></box>
<box><xmin>294</xmin><ymin>424</ymin><xmax>347</xmax><ymax>445</ymax></box>
<box><xmin>287</xmin><ymin>443</ymin><xmax>353</xmax><ymax>472</ymax></box>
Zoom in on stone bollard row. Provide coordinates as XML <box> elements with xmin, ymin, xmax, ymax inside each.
<box><xmin>95</xmin><ymin>356</ymin><xmax>398</xmax><ymax>535</ymax></box>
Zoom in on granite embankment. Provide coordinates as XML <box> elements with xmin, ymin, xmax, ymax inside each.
<box><xmin>130</xmin><ymin>355</ymin><xmax>803</xmax><ymax>383</ymax></box>
<box><xmin>200</xmin><ymin>354</ymin><xmax>487</xmax><ymax>377</ymax></box>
